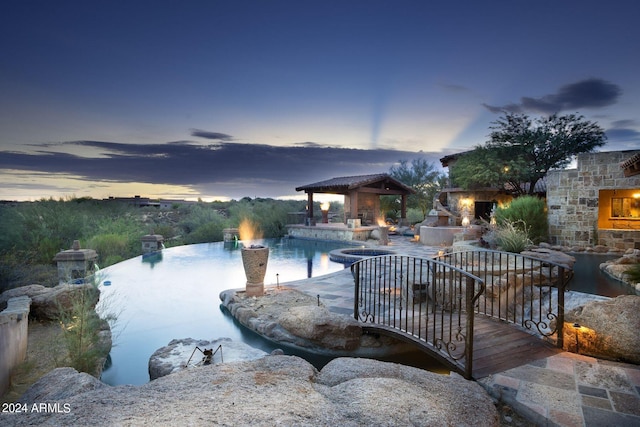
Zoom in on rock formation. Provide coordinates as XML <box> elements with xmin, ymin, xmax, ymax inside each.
<box><xmin>219</xmin><ymin>288</ymin><xmax>412</xmax><ymax>356</ymax></box>
<box><xmin>600</xmin><ymin>249</ymin><xmax>640</xmax><ymax>292</ymax></box>
<box><xmin>148</xmin><ymin>337</ymin><xmax>267</xmax><ymax>380</ymax></box>
<box><xmin>0</xmin><ymin>283</ymin><xmax>99</xmax><ymax>321</ymax></box>
<box><xmin>564</xmin><ymin>295</ymin><xmax>640</xmax><ymax>364</ymax></box>
<box><xmin>9</xmin><ymin>356</ymin><xmax>499</xmax><ymax>426</ymax></box>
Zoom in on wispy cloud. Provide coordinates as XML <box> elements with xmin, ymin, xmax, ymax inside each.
<box><xmin>483</xmin><ymin>78</ymin><xmax>622</xmax><ymax>114</ymax></box>
<box><xmin>0</xmin><ymin>141</ymin><xmax>442</xmax><ymax>198</ymax></box>
<box><xmin>190</xmin><ymin>130</ymin><xmax>235</xmax><ymax>141</ymax></box>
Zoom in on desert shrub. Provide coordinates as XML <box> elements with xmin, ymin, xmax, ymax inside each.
<box><xmin>152</xmin><ymin>224</ymin><xmax>176</xmax><ymax>240</ymax></box>
<box><xmin>179</xmin><ymin>205</ymin><xmax>227</xmax><ymax>235</ymax></box>
<box><xmin>486</xmin><ymin>220</ymin><xmax>532</xmax><ymax>253</ymax></box>
<box><xmin>406</xmin><ymin>208</ymin><xmax>425</xmax><ymax>225</ymax></box>
<box><xmin>0</xmin><ymin>257</ymin><xmax>58</xmax><ymax>292</ymax></box>
<box><xmin>56</xmin><ymin>285</ymin><xmax>113</xmax><ymax>376</ymax></box>
<box><xmin>226</xmin><ymin>198</ymin><xmax>306</xmax><ymax>239</ymax></box>
<box><xmin>102</xmin><ymin>255</ymin><xmax>124</xmax><ymax>266</ymax></box>
<box><xmin>495</xmin><ymin>196</ymin><xmax>548</xmax><ymax>243</ymax></box>
<box><xmin>87</xmin><ymin>233</ymin><xmax>133</xmax><ymax>267</ymax></box>
<box><xmin>185</xmin><ymin>221</ymin><xmax>225</xmax><ymax>244</ymax></box>
<box><xmin>250</xmin><ymin>200</ymin><xmax>290</xmax><ymax>238</ymax></box>
<box><xmin>625</xmin><ymin>263</ymin><xmax>640</xmax><ymax>284</ymax></box>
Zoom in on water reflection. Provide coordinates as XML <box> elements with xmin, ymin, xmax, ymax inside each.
<box><xmin>141</xmin><ymin>251</ymin><xmax>163</xmax><ymax>267</ymax></box>
<box><xmin>97</xmin><ymin>238</ymin><xmax>347</xmax><ymax>386</ymax></box>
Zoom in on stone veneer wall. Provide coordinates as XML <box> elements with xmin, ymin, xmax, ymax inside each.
<box><xmin>546</xmin><ymin>150</ymin><xmax>640</xmax><ymax>250</ymax></box>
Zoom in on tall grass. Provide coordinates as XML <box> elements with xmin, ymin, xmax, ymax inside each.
<box><xmin>55</xmin><ymin>283</ymin><xmax>115</xmax><ymax>376</ymax></box>
<box><xmin>485</xmin><ymin>220</ymin><xmax>533</xmax><ymax>253</ymax></box>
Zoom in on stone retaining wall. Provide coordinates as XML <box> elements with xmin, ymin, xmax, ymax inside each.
<box><xmin>287</xmin><ymin>224</ymin><xmax>373</xmax><ymax>241</ymax></box>
<box><xmin>0</xmin><ymin>296</ymin><xmax>31</xmax><ymax>395</ymax></box>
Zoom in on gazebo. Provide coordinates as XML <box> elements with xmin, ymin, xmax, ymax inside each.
<box><xmin>295</xmin><ymin>173</ymin><xmax>416</xmax><ymax>226</ymax></box>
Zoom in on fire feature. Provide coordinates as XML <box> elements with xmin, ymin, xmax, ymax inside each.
<box><xmin>237</xmin><ymin>218</ymin><xmax>269</xmax><ymax>296</ymax></box>
<box><xmin>320</xmin><ymin>202</ymin><xmax>330</xmax><ymax>224</ymax></box>
<box><xmin>241</xmin><ymin>245</ymin><xmax>269</xmax><ymax>296</ymax></box>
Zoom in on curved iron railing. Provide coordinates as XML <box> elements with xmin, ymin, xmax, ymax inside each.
<box><xmin>435</xmin><ymin>249</ymin><xmax>570</xmax><ymax>348</ymax></box>
<box><xmin>351</xmin><ymin>250</ymin><xmax>571</xmax><ymax>379</ymax></box>
<box><xmin>351</xmin><ymin>255</ymin><xmax>484</xmax><ymax>378</ymax></box>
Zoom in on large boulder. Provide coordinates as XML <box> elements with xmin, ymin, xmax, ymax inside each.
<box><xmin>564</xmin><ymin>295</ymin><xmax>640</xmax><ymax>364</ymax></box>
<box><xmin>0</xmin><ymin>284</ymin><xmax>99</xmax><ymax>320</ymax></box>
<box><xmin>318</xmin><ymin>358</ymin><xmax>499</xmax><ymax>426</ymax></box>
<box><xmin>10</xmin><ymin>356</ymin><xmax>499</xmax><ymax>426</ymax></box>
<box><xmin>600</xmin><ymin>249</ymin><xmax>640</xmax><ymax>291</ymax></box>
<box><xmin>520</xmin><ymin>248</ymin><xmax>576</xmax><ymax>269</ymax></box>
<box><xmin>148</xmin><ymin>337</ymin><xmax>268</xmax><ymax>380</ymax></box>
<box><xmin>278</xmin><ymin>305</ymin><xmax>361</xmax><ymax>351</ymax></box>
<box><xmin>18</xmin><ymin>367</ymin><xmax>106</xmax><ymax>403</ymax></box>
<box><xmin>221</xmin><ymin>288</ymin><xmax>364</xmax><ymax>352</ymax></box>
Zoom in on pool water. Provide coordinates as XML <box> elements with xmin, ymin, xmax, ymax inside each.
<box><xmin>97</xmin><ymin>238</ymin><xmax>347</xmax><ymax>386</ymax></box>
<box><xmin>569</xmin><ymin>253</ymin><xmax>636</xmax><ymax>297</ymax></box>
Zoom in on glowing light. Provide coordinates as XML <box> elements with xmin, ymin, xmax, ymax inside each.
<box><xmin>238</xmin><ymin>218</ymin><xmax>263</xmax><ymax>241</ymax></box>
<box><xmin>462</xmin><ymin>216</ymin><xmax>470</xmax><ymax>227</ymax></box>
<box><xmin>320</xmin><ymin>202</ymin><xmax>330</xmax><ymax>211</ymax></box>
<box><xmin>459</xmin><ymin>198</ymin><xmax>473</xmax><ymax>209</ymax></box>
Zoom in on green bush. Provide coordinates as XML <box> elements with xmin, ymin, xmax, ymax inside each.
<box><xmin>406</xmin><ymin>208</ymin><xmax>425</xmax><ymax>225</ymax></box>
<box><xmin>179</xmin><ymin>205</ymin><xmax>228</xmax><ymax>235</ymax></box>
<box><xmin>87</xmin><ymin>233</ymin><xmax>133</xmax><ymax>267</ymax></box>
<box><xmin>56</xmin><ymin>285</ymin><xmax>112</xmax><ymax>376</ymax></box>
<box><xmin>185</xmin><ymin>221</ymin><xmax>225</xmax><ymax>244</ymax></box>
<box><xmin>625</xmin><ymin>263</ymin><xmax>640</xmax><ymax>284</ymax></box>
<box><xmin>485</xmin><ymin>220</ymin><xmax>532</xmax><ymax>253</ymax></box>
<box><xmin>495</xmin><ymin>196</ymin><xmax>548</xmax><ymax>243</ymax></box>
<box><xmin>152</xmin><ymin>224</ymin><xmax>176</xmax><ymax>240</ymax></box>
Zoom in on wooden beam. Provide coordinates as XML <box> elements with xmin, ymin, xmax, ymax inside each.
<box><xmin>307</xmin><ymin>192</ymin><xmax>314</xmax><ymax>224</ymax></box>
<box><xmin>357</xmin><ymin>187</ymin><xmax>408</xmax><ymax>195</ymax></box>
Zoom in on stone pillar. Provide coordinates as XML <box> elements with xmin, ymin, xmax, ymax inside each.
<box><xmin>141</xmin><ymin>234</ymin><xmax>164</xmax><ymax>254</ymax></box>
<box><xmin>53</xmin><ymin>240</ymin><xmax>98</xmax><ymax>285</ymax></box>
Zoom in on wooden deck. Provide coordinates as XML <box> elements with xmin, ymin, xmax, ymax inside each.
<box><xmin>363</xmin><ymin>313</ymin><xmax>562</xmax><ymax>380</ymax></box>
<box><xmin>471</xmin><ymin>315</ymin><xmax>562</xmax><ymax>379</ymax></box>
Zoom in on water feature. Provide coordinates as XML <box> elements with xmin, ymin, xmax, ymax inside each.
<box><xmin>96</xmin><ymin>238</ymin><xmax>631</xmax><ymax>386</ymax></box>
<box><xmin>97</xmin><ymin>238</ymin><xmax>348</xmax><ymax>386</ymax></box>
<box><xmin>568</xmin><ymin>253</ymin><xmax>635</xmax><ymax>297</ymax></box>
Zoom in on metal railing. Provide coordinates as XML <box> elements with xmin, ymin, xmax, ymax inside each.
<box><xmin>435</xmin><ymin>249</ymin><xmax>570</xmax><ymax>348</ymax></box>
<box><xmin>351</xmin><ymin>255</ymin><xmax>484</xmax><ymax>378</ymax></box>
<box><xmin>351</xmin><ymin>250</ymin><xmax>571</xmax><ymax>379</ymax></box>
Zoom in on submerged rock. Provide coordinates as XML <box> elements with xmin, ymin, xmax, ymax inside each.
<box><xmin>148</xmin><ymin>337</ymin><xmax>267</xmax><ymax>380</ymax></box>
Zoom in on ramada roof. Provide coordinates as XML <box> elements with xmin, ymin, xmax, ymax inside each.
<box><xmin>295</xmin><ymin>173</ymin><xmax>415</xmax><ymax>195</ymax></box>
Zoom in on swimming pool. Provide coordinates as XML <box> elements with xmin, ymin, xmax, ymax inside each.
<box><xmin>569</xmin><ymin>252</ymin><xmax>636</xmax><ymax>297</ymax></box>
<box><xmin>97</xmin><ymin>238</ymin><xmax>348</xmax><ymax>386</ymax></box>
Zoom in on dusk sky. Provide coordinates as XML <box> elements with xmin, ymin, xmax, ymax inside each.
<box><xmin>1</xmin><ymin>1</ymin><xmax>639</xmax><ymax>202</ymax></box>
